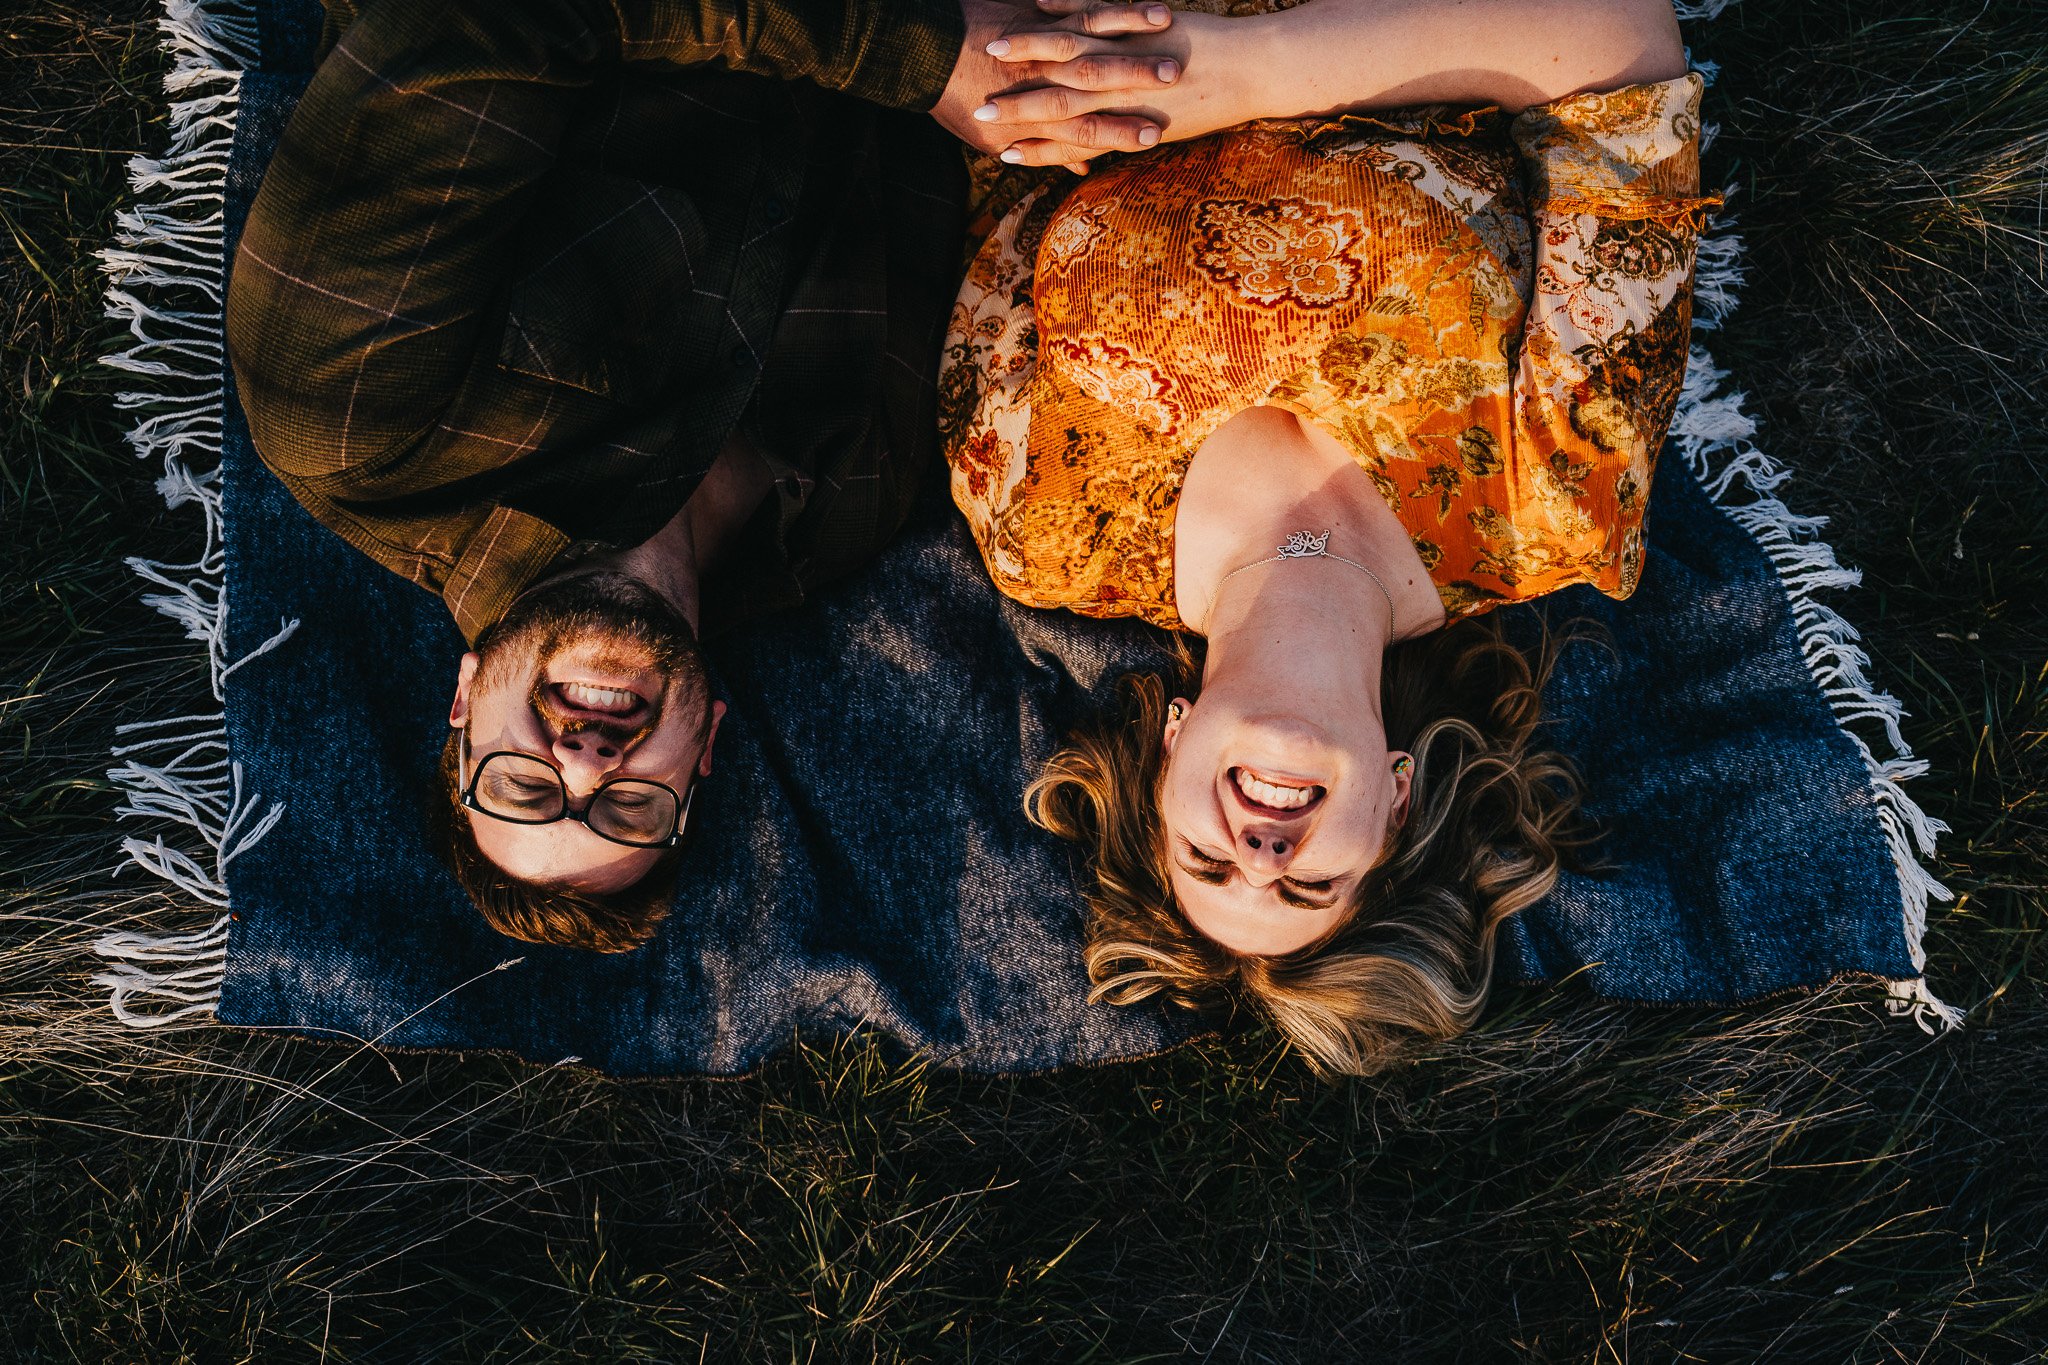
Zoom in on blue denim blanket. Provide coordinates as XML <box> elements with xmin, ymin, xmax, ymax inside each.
<box><xmin>208</xmin><ymin>54</ymin><xmax>1918</xmax><ymax>1076</ymax></box>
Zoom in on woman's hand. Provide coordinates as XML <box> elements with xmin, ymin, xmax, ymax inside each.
<box><xmin>980</xmin><ymin>0</ymin><xmax>1691</xmax><ymax>168</ymax></box>
<box><xmin>977</xmin><ymin>3</ymin><xmax>1263</xmax><ymax>168</ymax></box>
<box><xmin>931</xmin><ymin>0</ymin><xmax>1190</xmax><ymax>174</ymax></box>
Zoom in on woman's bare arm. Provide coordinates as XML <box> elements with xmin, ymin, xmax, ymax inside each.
<box><xmin>984</xmin><ymin>0</ymin><xmax>1687</xmax><ymax>161</ymax></box>
<box><xmin>1242</xmin><ymin>0</ymin><xmax>1685</xmax><ymax>116</ymax></box>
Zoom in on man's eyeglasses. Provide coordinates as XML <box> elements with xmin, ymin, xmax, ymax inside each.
<box><xmin>456</xmin><ymin>731</ymin><xmax>695</xmax><ymax>849</ymax></box>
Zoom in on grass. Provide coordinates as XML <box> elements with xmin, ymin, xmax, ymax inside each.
<box><xmin>2</xmin><ymin>0</ymin><xmax>2044</xmax><ymax>1359</ymax></box>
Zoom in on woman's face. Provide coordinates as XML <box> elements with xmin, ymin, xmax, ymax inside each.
<box><xmin>1159</xmin><ymin>691</ymin><xmax>1412</xmax><ymax>956</ymax></box>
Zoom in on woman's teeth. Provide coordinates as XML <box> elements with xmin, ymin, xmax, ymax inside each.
<box><xmin>1235</xmin><ymin>770</ymin><xmax>1317</xmax><ymax>811</ymax></box>
<box><xmin>559</xmin><ymin>682</ymin><xmax>640</xmax><ymax>713</ymax></box>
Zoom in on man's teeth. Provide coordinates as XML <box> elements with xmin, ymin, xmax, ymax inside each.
<box><xmin>1235</xmin><ymin>770</ymin><xmax>1316</xmax><ymax>810</ymax></box>
<box><xmin>560</xmin><ymin>682</ymin><xmax>640</xmax><ymax>713</ymax></box>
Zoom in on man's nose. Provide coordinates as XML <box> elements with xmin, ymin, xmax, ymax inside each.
<box><xmin>1235</xmin><ymin>825</ymin><xmax>1299</xmax><ymax>883</ymax></box>
<box><xmin>552</xmin><ymin>730</ymin><xmax>625</xmax><ymax>794</ymax></box>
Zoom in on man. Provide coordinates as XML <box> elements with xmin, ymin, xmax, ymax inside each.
<box><xmin>226</xmin><ymin>0</ymin><xmax>1181</xmax><ymax>950</ymax></box>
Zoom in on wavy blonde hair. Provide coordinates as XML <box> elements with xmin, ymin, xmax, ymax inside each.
<box><xmin>1028</xmin><ymin>620</ymin><xmax>1592</xmax><ymax>1077</ymax></box>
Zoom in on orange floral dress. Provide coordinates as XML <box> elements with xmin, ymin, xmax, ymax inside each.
<box><xmin>938</xmin><ymin>72</ymin><xmax>1715</xmax><ymax>627</ymax></box>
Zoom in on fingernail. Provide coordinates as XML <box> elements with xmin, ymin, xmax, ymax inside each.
<box><xmin>973</xmin><ymin>103</ymin><xmax>1000</xmax><ymax>122</ymax></box>
<box><xmin>1146</xmin><ymin>4</ymin><xmax>1168</xmax><ymax>22</ymax></box>
<box><xmin>1000</xmin><ymin>147</ymin><xmax>1026</xmax><ymax>164</ymax></box>
<box><xmin>1157</xmin><ymin>59</ymin><xmax>1179</xmax><ymax>82</ymax></box>
<box><xmin>985</xmin><ymin>38</ymin><xmax>1010</xmax><ymax>56</ymax></box>
<box><xmin>1138</xmin><ymin>125</ymin><xmax>1160</xmax><ymax>147</ymax></box>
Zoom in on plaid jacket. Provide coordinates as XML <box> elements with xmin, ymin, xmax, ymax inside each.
<box><xmin>226</xmin><ymin>0</ymin><xmax>967</xmax><ymax>642</ymax></box>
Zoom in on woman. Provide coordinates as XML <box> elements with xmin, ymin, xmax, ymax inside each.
<box><xmin>941</xmin><ymin>0</ymin><xmax>1712</xmax><ymax>1073</ymax></box>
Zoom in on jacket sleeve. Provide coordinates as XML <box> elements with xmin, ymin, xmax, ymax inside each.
<box><xmin>1498</xmin><ymin>71</ymin><xmax>1716</xmax><ymax>601</ymax></box>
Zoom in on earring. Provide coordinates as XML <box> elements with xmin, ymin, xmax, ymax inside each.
<box><xmin>1168</xmin><ymin>702</ymin><xmax>1184</xmax><ymax>722</ymax></box>
<box><xmin>1392</xmin><ymin>756</ymin><xmax>1413</xmax><ymax>776</ymax></box>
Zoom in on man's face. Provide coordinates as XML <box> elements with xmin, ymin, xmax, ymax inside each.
<box><xmin>447</xmin><ymin>572</ymin><xmax>724</xmax><ymax>894</ymax></box>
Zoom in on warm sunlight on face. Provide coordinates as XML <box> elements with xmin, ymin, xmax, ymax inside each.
<box><xmin>451</xmin><ymin>638</ymin><xmax>720</xmax><ymax>894</ymax></box>
<box><xmin>448</xmin><ymin>574</ymin><xmax>722</xmax><ymax>894</ymax></box>
<box><xmin>1158</xmin><ymin>692</ymin><xmax>1410</xmax><ymax>955</ymax></box>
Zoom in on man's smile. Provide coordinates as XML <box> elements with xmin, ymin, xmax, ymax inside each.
<box><xmin>554</xmin><ymin>681</ymin><xmax>644</xmax><ymax>715</ymax></box>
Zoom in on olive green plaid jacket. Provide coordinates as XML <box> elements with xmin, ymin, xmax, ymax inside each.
<box><xmin>226</xmin><ymin>0</ymin><xmax>967</xmax><ymax>642</ymax></box>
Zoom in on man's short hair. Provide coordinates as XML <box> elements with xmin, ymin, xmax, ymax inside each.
<box><xmin>436</xmin><ymin>731</ymin><xmax>680</xmax><ymax>953</ymax></box>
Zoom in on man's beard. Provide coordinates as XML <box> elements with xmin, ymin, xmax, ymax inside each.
<box><xmin>470</xmin><ymin>571</ymin><xmax>710</xmax><ymax>746</ymax></box>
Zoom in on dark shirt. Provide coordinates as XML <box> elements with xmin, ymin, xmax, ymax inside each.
<box><xmin>226</xmin><ymin>0</ymin><xmax>968</xmax><ymax>642</ymax></box>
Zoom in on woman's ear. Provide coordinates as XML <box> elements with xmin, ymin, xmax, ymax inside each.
<box><xmin>1163</xmin><ymin>696</ymin><xmax>1192</xmax><ymax>755</ymax></box>
<box><xmin>1388</xmin><ymin>750</ymin><xmax>1415</xmax><ymax>829</ymax></box>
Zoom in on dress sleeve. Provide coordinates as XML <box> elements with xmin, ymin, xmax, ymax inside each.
<box><xmin>939</xmin><ymin>181</ymin><xmax>1053</xmax><ymax>599</ymax></box>
<box><xmin>1498</xmin><ymin>72</ymin><xmax>1715</xmax><ymax>601</ymax></box>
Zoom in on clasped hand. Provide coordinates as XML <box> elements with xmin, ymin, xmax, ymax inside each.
<box><xmin>934</xmin><ymin>0</ymin><xmax>1230</xmax><ymax>174</ymax></box>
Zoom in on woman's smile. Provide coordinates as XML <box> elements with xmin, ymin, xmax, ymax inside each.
<box><xmin>1229</xmin><ymin>766</ymin><xmax>1325</xmax><ymax>816</ymax></box>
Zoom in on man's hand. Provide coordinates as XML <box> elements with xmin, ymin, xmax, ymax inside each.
<box><xmin>979</xmin><ymin>5</ymin><xmax>1267</xmax><ymax>166</ymax></box>
<box><xmin>933</xmin><ymin>0</ymin><xmax>1185</xmax><ymax>173</ymax></box>
<box><xmin>979</xmin><ymin>0</ymin><xmax>1697</xmax><ymax>166</ymax></box>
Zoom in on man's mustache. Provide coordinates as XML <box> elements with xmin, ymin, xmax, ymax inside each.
<box><xmin>528</xmin><ymin>679</ymin><xmax>660</xmax><ymax>749</ymax></box>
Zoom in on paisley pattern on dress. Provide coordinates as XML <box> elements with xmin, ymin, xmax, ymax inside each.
<box><xmin>954</xmin><ymin>427</ymin><xmax>1013</xmax><ymax>501</ymax></box>
<box><xmin>1046</xmin><ymin>334</ymin><xmax>1185</xmax><ymax>436</ymax></box>
<box><xmin>1192</xmin><ymin>197</ymin><xmax>1367</xmax><ymax>308</ymax></box>
<box><xmin>1038</xmin><ymin>197</ymin><xmax>1115</xmax><ymax>279</ymax></box>
<box><xmin>940</xmin><ymin>71</ymin><xmax>1712</xmax><ymax>629</ymax></box>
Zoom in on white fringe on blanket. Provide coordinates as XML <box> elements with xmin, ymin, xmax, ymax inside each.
<box><xmin>91</xmin><ymin>0</ymin><xmax>1960</xmax><ymax>1031</ymax></box>
<box><xmin>92</xmin><ymin>0</ymin><xmax>300</xmax><ymax>1028</ymax></box>
<box><xmin>1671</xmin><ymin>226</ymin><xmax>1961</xmax><ymax>1030</ymax></box>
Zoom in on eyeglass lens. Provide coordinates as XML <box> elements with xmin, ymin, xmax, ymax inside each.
<box><xmin>472</xmin><ymin>751</ymin><xmax>679</xmax><ymax>845</ymax></box>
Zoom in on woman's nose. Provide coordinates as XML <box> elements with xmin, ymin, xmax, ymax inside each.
<box><xmin>1239</xmin><ymin>826</ymin><xmax>1298</xmax><ymax>877</ymax></box>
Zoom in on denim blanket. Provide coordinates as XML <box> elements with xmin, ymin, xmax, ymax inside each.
<box><xmin>198</xmin><ymin>41</ymin><xmax>1921</xmax><ymax>1076</ymax></box>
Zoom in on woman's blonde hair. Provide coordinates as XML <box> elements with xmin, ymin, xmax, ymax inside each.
<box><xmin>1027</xmin><ymin>620</ymin><xmax>1591</xmax><ymax>1077</ymax></box>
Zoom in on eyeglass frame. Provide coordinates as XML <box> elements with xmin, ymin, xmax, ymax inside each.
<box><xmin>455</xmin><ymin>728</ymin><xmax>697</xmax><ymax>850</ymax></box>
